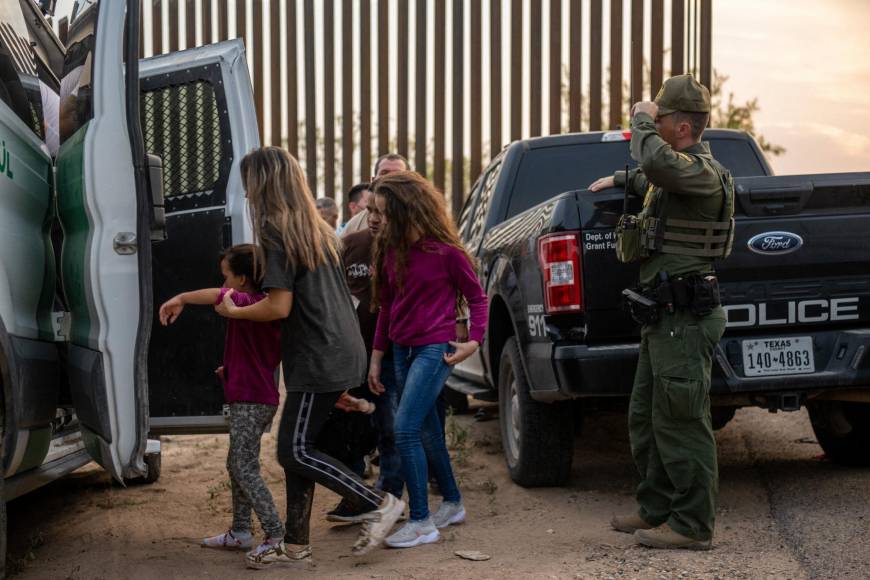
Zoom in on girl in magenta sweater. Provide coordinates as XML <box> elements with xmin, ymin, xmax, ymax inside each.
<box><xmin>368</xmin><ymin>171</ymin><xmax>487</xmax><ymax>548</ymax></box>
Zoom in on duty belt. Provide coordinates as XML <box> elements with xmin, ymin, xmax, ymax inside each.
<box><xmin>622</xmin><ymin>274</ymin><xmax>721</xmax><ymax>325</ymax></box>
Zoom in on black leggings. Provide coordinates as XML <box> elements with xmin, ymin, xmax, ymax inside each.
<box><xmin>277</xmin><ymin>391</ymin><xmax>385</xmax><ymax>544</ymax></box>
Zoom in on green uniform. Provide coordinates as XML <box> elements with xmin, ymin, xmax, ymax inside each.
<box><xmin>614</xmin><ymin>96</ymin><xmax>731</xmax><ymax>541</ymax></box>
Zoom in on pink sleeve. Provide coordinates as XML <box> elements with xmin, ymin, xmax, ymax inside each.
<box><xmin>447</xmin><ymin>248</ymin><xmax>488</xmax><ymax>344</ymax></box>
<box><xmin>372</xmin><ymin>281</ymin><xmax>393</xmax><ymax>352</ymax></box>
<box><xmin>216</xmin><ymin>288</ymin><xmax>263</xmax><ymax>307</ymax></box>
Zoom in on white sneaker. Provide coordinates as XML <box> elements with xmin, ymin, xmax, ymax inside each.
<box><xmin>352</xmin><ymin>493</ymin><xmax>406</xmax><ymax>555</ymax></box>
<box><xmin>201</xmin><ymin>529</ymin><xmax>254</xmax><ymax>550</ymax></box>
<box><xmin>385</xmin><ymin>518</ymin><xmax>440</xmax><ymax>549</ymax></box>
<box><xmin>431</xmin><ymin>500</ymin><xmax>466</xmax><ymax>529</ymax></box>
<box><xmin>245</xmin><ymin>540</ymin><xmax>312</xmax><ymax>569</ymax></box>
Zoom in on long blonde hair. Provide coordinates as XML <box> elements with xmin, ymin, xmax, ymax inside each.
<box><xmin>371</xmin><ymin>171</ymin><xmax>473</xmax><ymax>308</ymax></box>
<box><xmin>240</xmin><ymin>147</ymin><xmax>340</xmax><ymax>271</ymax></box>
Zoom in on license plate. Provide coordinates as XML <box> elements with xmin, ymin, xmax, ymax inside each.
<box><xmin>742</xmin><ymin>336</ymin><xmax>815</xmax><ymax>377</ymax></box>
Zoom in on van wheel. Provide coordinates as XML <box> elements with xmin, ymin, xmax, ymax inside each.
<box><xmin>498</xmin><ymin>337</ymin><xmax>573</xmax><ymax>487</ymax></box>
<box><xmin>443</xmin><ymin>385</ymin><xmax>471</xmax><ymax>415</ymax></box>
<box><xmin>124</xmin><ymin>447</ymin><xmax>162</xmax><ymax>485</ymax></box>
<box><xmin>808</xmin><ymin>401</ymin><xmax>870</xmax><ymax>466</ymax></box>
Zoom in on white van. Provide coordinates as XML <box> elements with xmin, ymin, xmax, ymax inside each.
<box><xmin>1</xmin><ymin>0</ymin><xmax>258</xmax><ymax>565</ymax></box>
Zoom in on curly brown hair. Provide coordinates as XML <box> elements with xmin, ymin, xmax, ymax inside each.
<box><xmin>370</xmin><ymin>171</ymin><xmax>474</xmax><ymax>309</ymax></box>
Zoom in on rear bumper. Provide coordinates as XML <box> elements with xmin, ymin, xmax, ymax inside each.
<box><xmin>535</xmin><ymin>327</ymin><xmax>870</xmax><ymax>402</ymax></box>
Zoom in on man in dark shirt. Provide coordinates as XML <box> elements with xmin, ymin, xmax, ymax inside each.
<box><xmin>324</xmin><ymin>184</ymin><xmax>405</xmax><ymax>523</ymax></box>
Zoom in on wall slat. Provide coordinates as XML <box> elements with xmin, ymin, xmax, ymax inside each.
<box><xmin>324</xmin><ymin>0</ymin><xmax>336</xmax><ymax>198</ymax></box>
<box><xmin>415</xmin><ymin>0</ymin><xmax>428</xmax><ymax>175</ymax></box>
<box><xmin>490</xmin><ymin>0</ymin><xmax>502</xmax><ymax>158</ymax></box>
<box><xmin>451</xmin><ymin>0</ymin><xmax>464</xmax><ymax>214</ymax></box>
<box><xmin>397</xmin><ymin>0</ymin><xmax>410</xmax><ymax>159</ymax></box>
<box><xmin>377</xmin><ymin>0</ymin><xmax>389</xmax><ymax>156</ymax></box>
<box><xmin>270</xmin><ymin>0</ymin><xmax>281</xmax><ymax>145</ymax></box>
<box><xmin>651</xmin><ymin>0</ymin><xmax>664</xmax><ymax>98</ymax></box>
<box><xmin>287</xmin><ymin>0</ymin><xmax>298</xmax><ymax>156</ymax></box>
<box><xmin>589</xmin><ymin>0</ymin><xmax>602</xmax><ymax>131</ymax></box>
<box><xmin>609</xmin><ymin>0</ymin><xmax>623</xmax><ymax>129</ymax></box>
<box><xmin>549</xmin><ymin>0</ymin><xmax>561</xmax><ymax>135</ymax></box>
<box><xmin>470</xmin><ymin>0</ymin><xmax>482</xmax><ymax>181</ymax></box>
<box><xmin>342</xmin><ymin>0</ymin><xmax>354</xmax><ymax>196</ymax></box>
<box><xmin>360</xmin><ymin>0</ymin><xmax>372</xmax><ymax>179</ymax></box>
<box><xmin>630</xmin><ymin>0</ymin><xmax>643</xmax><ymax>105</ymax></box>
<box><xmin>510</xmin><ymin>0</ymin><xmax>522</xmax><ymax>141</ymax></box>
<box><xmin>303</xmin><ymin>0</ymin><xmax>316</xmax><ymax>194</ymax></box>
<box><xmin>529</xmin><ymin>0</ymin><xmax>542</xmax><ymax>137</ymax></box>
<box><xmin>569</xmin><ymin>0</ymin><xmax>581</xmax><ymax>132</ymax></box>
<box><xmin>433</xmin><ymin>0</ymin><xmax>446</xmax><ymax>191</ymax></box>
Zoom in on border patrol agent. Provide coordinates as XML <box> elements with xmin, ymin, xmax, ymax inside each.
<box><xmin>589</xmin><ymin>74</ymin><xmax>735</xmax><ymax>550</ymax></box>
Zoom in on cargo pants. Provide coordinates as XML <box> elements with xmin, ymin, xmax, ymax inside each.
<box><xmin>628</xmin><ymin>305</ymin><xmax>726</xmax><ymax>542</ymax></box>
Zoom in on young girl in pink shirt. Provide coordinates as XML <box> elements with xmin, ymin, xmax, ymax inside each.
<box><xmin>159</xmin><ymin>245</ymin><xmax>284</xmax><ymax>558</ymax></box>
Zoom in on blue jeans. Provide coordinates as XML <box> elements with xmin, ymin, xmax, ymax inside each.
<box><xmin>373</xmin><ymin>354</ymin><xmax>404</xmax><ymax>498</ymax></box>
<box><xmin>393</xmin><ymin>343</ymin><xmax>462</xmax><ymax>521</ymax></box>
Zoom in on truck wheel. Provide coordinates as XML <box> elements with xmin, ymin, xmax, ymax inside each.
<box><xmin>807</xmin><ymin>401</ymin><xmax>870</xmax><ymax>466</ymax></box>
<box><xmin>498</xmin><ymin>337</ymin><xmax>573</xmax><ymax>487</ymax></box>
<box><xmin>443</xmin><ymin>385</ymin><xmax>471</xmax><ymax>415</ymax></box>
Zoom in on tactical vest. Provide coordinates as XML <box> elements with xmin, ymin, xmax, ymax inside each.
<box><xmin>616</xmin><ymin>157</ymin><xmax>735</xmax><ymax>263</ymax></box>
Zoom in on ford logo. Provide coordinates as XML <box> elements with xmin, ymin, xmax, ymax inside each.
<box><xmin>747</xmin><ymin>231</ymin><xmax>803</xmax><ymax>255</ymax></box>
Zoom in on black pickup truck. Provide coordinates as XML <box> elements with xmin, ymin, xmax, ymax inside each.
<box><xmin>448</xmin><ymin>129</ymin><xmax>870</xmax><ymax>487</ymax></box>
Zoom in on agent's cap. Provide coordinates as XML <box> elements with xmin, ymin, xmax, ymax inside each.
<box><xmin>654</xmin><ymin>74</ymin><xmax>711</xmax><ymax>115</ymax></box>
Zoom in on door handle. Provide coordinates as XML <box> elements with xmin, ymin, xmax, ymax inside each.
<box><xmin>113</xmin><ymin>232</ymin><xmax>138</xmax><ymax>255</ymax></box>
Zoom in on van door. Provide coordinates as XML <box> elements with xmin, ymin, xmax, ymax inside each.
<box><xmin>55</xmin><ymin>1</ymin><xmax>258</xmax><ymax>480</ymax></box>
<box><xmin>140</xmin><ymin>40</ymin><xmax>259</xmax><ymax>434</ymax></box>
<box><xmin>55</xmin><ymin>0</ymin><xmax>149</xmax><ymax>480</ymax></box>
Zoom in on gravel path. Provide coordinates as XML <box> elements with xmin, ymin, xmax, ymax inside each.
<box><xmin>6</xmin><ymin>405</ymin><xmax>869</xmax><ymax>579</ymax></box>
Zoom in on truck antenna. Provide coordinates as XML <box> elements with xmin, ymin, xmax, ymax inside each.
<box><xmin>623</xmin><ymin>164</ymin><xmax>630</xmax><ymax>215</ymax></box>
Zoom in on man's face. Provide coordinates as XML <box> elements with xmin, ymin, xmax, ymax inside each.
<box><xmin>349</xmin><ymin>189</ymin><xmax>371</xmax><ymax>217</ymax></box>
<box><xmin>368</xmin><ymin>193</ymin><xmax>387</xmax><ymax>235</ymax></box>
<box><xmin>654</xmin><ymin>113</ymin><xmax>678</xmax><ymax>148</ymax></box>
<box><xmin>318</xmin><ymin>206</ymin><xmax>339</xmax><ymax>229</ymax></box>
<box><xmin>655</xmin><ymin>112</ymin><xmax>690</xmax><ymax>149</ymax></box>
<box><xmin>374</xmin><ymin>158</ymin><xmax>407</xmax><ymax>179</ymax></box>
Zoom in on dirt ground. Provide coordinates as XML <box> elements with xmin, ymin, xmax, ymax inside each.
<box><xmin>7</xmin><ymin>401</ymin><xmax>870</xmax><ymax>580</ymax></box>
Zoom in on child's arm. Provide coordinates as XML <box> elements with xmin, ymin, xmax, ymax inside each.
<box><xmin>159</xmin><ymin>288</ymin><xmax>222</xmax><ymax>325</ymax></box>
<box><xmin>215</xmin><ymin>288</ymin><xmax>293</xmax><ymax>322</ymax></box>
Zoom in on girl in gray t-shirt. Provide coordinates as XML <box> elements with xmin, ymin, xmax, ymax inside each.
<box><xmin>214</xmin><ymin>147</ymin><xmax>405</xmax><ymax>570</ymax></box>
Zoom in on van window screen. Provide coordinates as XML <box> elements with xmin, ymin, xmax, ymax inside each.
<box><xmin>140</xmin><ymin>64</ymin><xmax>230</xmax><ymax>213</ymax></box>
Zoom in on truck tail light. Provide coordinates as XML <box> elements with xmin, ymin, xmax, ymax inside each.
<box><xmin>538</xmin><ymin>232</ymin><xmax>584</xmax><ymax>313</ymax></box>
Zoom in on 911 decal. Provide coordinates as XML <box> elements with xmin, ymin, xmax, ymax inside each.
<box><xmin>528</xmin><ymin>314</ymin><xmax>546</xmax><ymax>337</ymax></box>
<box><xmin>527</xmin><ymin>304</ymin><xmax>546</xmax><ymax>337</ymax></box>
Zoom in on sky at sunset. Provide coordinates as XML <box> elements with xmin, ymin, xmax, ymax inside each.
<box><xmin>714</xmin><ymin>0</ymin><xmax>870</xmax><ymax>175</ymax></box>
